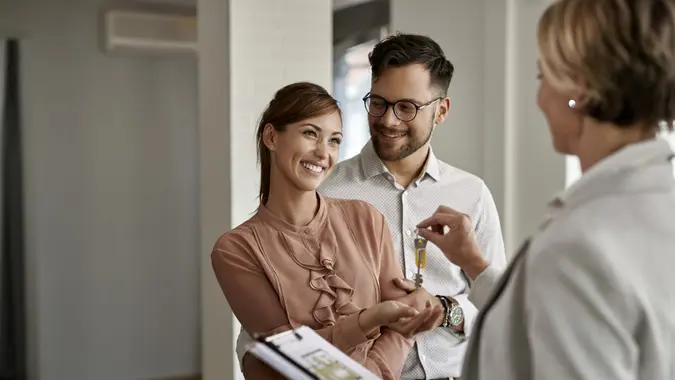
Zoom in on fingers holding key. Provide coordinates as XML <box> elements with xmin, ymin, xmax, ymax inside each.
<box><xmin>415</xmin><ymin>206</ymin><xmax>484</xmax><ymax>276</ymax></box>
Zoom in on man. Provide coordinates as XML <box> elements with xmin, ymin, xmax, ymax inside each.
<box><xmin>235</xmin><ymin>33</ymin><xmax>507</xmax><ymax>379</ymax></box>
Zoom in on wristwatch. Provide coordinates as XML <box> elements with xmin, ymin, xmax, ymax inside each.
<box><xmin>437</xmin><ymin>295</ymin><xmax>464</xmax><ymax>329</ymax></box>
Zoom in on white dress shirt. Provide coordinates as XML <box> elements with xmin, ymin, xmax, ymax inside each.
<box><xmin>235</xmin><ymin>141</ymin><xmax>507</xmax><ymax>379</ymax></box>
<box><xmin>463</xmin><ymin>138</ymin><xmax>675</xmax><ymax>380</ymax></box>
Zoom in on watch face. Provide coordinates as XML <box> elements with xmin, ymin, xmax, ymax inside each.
<box><xmin>449</xmin><ymin>306</ymin><xmax>464</xmax><ymax>326</ymax></box>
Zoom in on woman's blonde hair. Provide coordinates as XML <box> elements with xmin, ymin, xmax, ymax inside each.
<box><xmin>538</xmin><ymin>0</ymin><xmax>675</xmax><ymax>130</ymax></box>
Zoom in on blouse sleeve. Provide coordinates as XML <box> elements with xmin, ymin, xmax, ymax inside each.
<box><xmin>360</xmin><ymin>208</ymin><xmax>414</xmax><ymax>379</ymax></box>
<box><xmin>211</xmin><ymin>230</ymin><xmax>373</xmax><ymax>354</ymax></box>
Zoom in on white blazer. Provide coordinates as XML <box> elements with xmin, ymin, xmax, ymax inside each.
<box><xmin>462</xmin><ymin>138</ymin><xmax>675</xmax><ymax>380</ymax></box>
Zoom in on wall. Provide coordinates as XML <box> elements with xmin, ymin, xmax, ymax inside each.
<box><xmin>0</xmin><ymin>1</ymin><xmax>200</xmax><ymax>379</ymax></box>
<box><xmin>198</xmin><ymin>1</ymin><xmax>333</xmax><ymax>379</ymax></box>
<box><xmin>505</xmin><ymin>0</ymin><xmax>565</xmax><ymax>251</ymax></box>
<box><xmin>391</xmin><ymin>0</ymin><xmax>486</xmax><ymax>178</ymax></box>
<box><xmin>390</xmin><ymin>0</ymin><xmax>565</xmax><ymax>254</ymax></box>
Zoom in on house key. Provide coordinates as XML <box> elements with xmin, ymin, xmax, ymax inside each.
<box><xmin>413</xmin><ymin>236</ymin><xmax>428</xmax><ymax>288</ymax></box>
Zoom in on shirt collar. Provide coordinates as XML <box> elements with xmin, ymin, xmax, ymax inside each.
<box><xmin>550</xmin><ymin>137</ymin><xmax>675</xmax><ymax>210</ymax></box>
<box><xmin>359</xmin><ymin>139</ymin><xmax>441</xmax><ymax>182</ymax></box>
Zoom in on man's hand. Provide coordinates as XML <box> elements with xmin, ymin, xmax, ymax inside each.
<box><xmin>416</xmin><ymin>205</ymin><xmax>488</xmax><ymax>280</ymax></box>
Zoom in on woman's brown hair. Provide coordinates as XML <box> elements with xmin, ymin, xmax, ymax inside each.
<box><xmin>256</xmin><ymin>82</ymin><xmax>341</xmax><ymax>205</ymax></box>
<box><xmin>538</xmin><ymin>0</ymin><xmax>675</xmax><ymax>130</ymax></box>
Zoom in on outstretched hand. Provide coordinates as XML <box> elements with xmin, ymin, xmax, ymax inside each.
<box><xmin>385</xmin><ymin>299</ymin><xmax>443</xmax><ymax>338</ymax></box>
<box><xmin>361</xmin><ymin>299</ymin><xmax>442</xmax><ymax>339</ymax></box>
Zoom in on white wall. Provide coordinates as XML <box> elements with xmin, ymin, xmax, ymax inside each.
<box><xmin>0</xmin><ymin>1</ymin><xmax>200</xmax><ymax>379</ymax></box>
<box><xmin>391</xmin><ymin>0</ymin><xmax>486</xmax><ymax>178</ymax></box>
<box><xmin>198</xmin><ymin>1</ymin><xmax>333</xmax><ymax>379</ymax></box>
<box><xmin>391</xmin><ymin>0</ymin><xmax>565</xmax><ymax>254</ymax></box>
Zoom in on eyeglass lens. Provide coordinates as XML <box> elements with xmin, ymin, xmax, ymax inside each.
<box><xmin>365</xmin><ymin>96</ymin><xmax>418</xmax><ymax>122</ymax></box>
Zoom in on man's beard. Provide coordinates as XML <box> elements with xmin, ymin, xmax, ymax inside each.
<box><xmin>370</xmin><ymin>119</ymin><xmax>434</xmax><ymax>162</ymax></box>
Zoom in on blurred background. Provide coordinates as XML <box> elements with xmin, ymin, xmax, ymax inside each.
<box><xmin>0</xmin><ymin>0</ymin><xmax>673</xmax><ymax>379</ymax></box>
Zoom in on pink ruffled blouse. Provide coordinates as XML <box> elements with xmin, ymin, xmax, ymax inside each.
<box><xmin>211</xmin><ymin>196</ymin><xmax>414</xmax><ymax>379</ymax></box>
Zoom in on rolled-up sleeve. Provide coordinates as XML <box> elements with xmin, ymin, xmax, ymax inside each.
<box><xmin>473</xmin><ymin>182</ymin><xmax>507</xmax><ymax>281</ymax></box>
<box><xmin>458</xmin><ymin>182</ymin><xmax>507</xmax><ymax>332</ymax></box>
<box><xmin>468</xmin><ymin>264</ymin><xmax>503</xmax><ymax>310</ymax></box>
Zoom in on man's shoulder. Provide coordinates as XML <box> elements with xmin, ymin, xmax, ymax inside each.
<box><xmin>435</xmin><ymin>158</ymin><xmax>492</xmax><ymax>201</ymax></box>
<box><xmin>330</xmin><ymin>153</ymin><xmax>364</xmax><ymax>179</ymax></box>
<box><xmin>436</xmin><ymin>159</ymin><xmax>485</xmax><ymax>187</ymax></box>
<box><xmin>320</xmin><ymin>153</ymin><xmax>367</xmax><ymax>195</ymax></box>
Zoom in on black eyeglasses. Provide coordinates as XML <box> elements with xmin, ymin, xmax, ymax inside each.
<box><xmin>362</xmin><ymin>93</ymin><xmax>442</xmax><ymax>122</ymax></box>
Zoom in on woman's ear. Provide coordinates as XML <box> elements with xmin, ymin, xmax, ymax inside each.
<box><xmin>262</xmin><ymin>123</ymin><xmax>277</xmax><ymax>151</ymax></box>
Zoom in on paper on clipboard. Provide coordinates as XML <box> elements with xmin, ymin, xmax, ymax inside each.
<box><xmin>246</xmin><ymin>325</ymin><xmax>382</xmax><ymax>380</ymax></box>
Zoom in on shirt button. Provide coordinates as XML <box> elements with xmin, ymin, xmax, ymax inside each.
<box><xmin>420</xmin><ymin>355</ymin><xmax>427</xmax><ymax>362</ymax></box>
<box><xmin>304</xmin><ymin>228</ymin><xmax>312</xmax><ymax>234</ymax></box>
<box><xmin>405</xmin><ymin>230</ymin><xmax>412</xmax><ymax>236</ymax></box>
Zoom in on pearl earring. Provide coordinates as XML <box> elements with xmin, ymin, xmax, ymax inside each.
<box><xmin>568</xmin><ymin>99</ymin><xmax>576</xmax><ymax>108</ymax></box>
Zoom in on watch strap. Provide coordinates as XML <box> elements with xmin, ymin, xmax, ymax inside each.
<box><xmin>435</xmin><ymin>295</ymin><xmax>452</xmax><ymax>328</ymax></box>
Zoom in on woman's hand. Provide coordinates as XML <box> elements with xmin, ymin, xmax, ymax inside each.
<box><xmin>359</xmin><ymin>300</ymin><xmax>416</xmax><ymax>335</ymax></box>
<box><xmin>385</xmin><ymin>299</ymin><xmax>443</xmax><ymax>338</ymax></box>
<box><xmin>358</xmin><ymin>300</ymin><xmax>441</xmax><ymax>338</ymax></box>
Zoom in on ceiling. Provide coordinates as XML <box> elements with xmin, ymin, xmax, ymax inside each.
<box><xmin>332</xmin><ymin>0</ymin><xmax>378</xmax><ymax>11</ymax></box>
<box><xmin>125</xmin><ymin>0</ymin><xmax>379</xmax><ymax>12</ymax></box>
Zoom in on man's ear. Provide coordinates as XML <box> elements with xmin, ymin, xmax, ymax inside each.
<box><xmin>262</xmin><ymin>123</ymin><xmax>277</xmax><ymax>151</ymax></box>
<box><xmin>435</xmin><ymin>97</ymin><xmax>451</xmax><ymax>125</ymax></box>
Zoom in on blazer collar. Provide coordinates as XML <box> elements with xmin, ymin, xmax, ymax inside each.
<box><xmin>550</xmin><ymin>138</ymin><xmax>675</xmax><ymax>211</ymax></box>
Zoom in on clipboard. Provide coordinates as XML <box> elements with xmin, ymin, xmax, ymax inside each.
<box><xmin>246</xmin><ymin>326</ymin><xmax>381</xmax><ymax>380</ymax></box>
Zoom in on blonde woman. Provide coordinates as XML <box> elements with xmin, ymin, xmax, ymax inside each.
<box><xmin>415</xmin><ymin>1</ymin><xmax>675</xmax><ymax>379</ymax></box>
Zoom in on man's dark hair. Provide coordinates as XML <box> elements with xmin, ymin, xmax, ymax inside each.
<box><xmin>369</xmin><ymin>33</ymin><xmax>455</xmax><ymax>96</ymax></box>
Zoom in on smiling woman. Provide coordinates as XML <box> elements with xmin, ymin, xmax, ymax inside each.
<box><xmin>255</xmin><ymin>82</ymin><xmax>343</xmax><ymax>207</ymax></box>
<box><xmin>210</xmin><ymin>82</ymin><xmax>443</xmax><ymax>380</ymax></box>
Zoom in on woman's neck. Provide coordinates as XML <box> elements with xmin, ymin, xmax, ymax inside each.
<box><xmin>577</xmin><ymin>121</ymin><xmax>656</xmax><ymax>173</ymax></box>
<box><xmin>264</xmin><ymin>182</ymin><xmax>319</xmax><ymax>226</ymax></box>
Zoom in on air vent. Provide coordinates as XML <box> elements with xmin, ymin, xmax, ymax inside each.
<box><xmin>102</xmin><ymin>9</ymin><xmax>197</xmax><ymax>56</ymax></box>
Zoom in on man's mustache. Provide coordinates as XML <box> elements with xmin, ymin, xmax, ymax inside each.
<box><xmin>371</xmin><ymin>124</ymin><xmax>408</xmax><ymax>135</ymax></box>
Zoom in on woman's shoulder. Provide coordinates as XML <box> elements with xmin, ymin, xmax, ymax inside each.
<box><xmin>212</xmin><ymin>216</ymin><xmax>262</xmax><ymax>258</ymax></box>
<box><xmin>324</xmin><ymin>197</ymin><xmax>385</xmax><ymax>224</ymax></box>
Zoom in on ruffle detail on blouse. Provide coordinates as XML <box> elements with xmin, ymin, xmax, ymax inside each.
<box><xmin>280</xmin><ymin>221</ymin><xmax>360</xmax><ymax>328</ymax></box>
<box><xmin>308</xmin><ymin>259</ymin><xmax>361</xmax><ymax>326</ymax></box>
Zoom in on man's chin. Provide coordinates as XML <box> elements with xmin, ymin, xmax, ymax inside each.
<box><xmin>373</xmin><ymin>142</ymin><xmax>405</xmax><ymax>162</ymax></box>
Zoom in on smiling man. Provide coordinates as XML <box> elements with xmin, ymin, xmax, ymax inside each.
<box><xmin>234</xmin><ymin>33</ymin><xmax>506</xmax><ymax>380</ymax></box>
<box><xmin>318</xmin><ymin>33</ymin><xmax>507</xmax><ymax>380</ymax></box>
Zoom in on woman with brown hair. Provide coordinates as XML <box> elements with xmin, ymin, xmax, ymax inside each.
<box><xmin>211</xmin><ymin>82</ymin><xmax>442</xmax><ymax>379</ymax></box>
<box><xmin>414</xmin><ymin>0</ymin><xmax>675</xmax><ymax>379</ymax></box>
